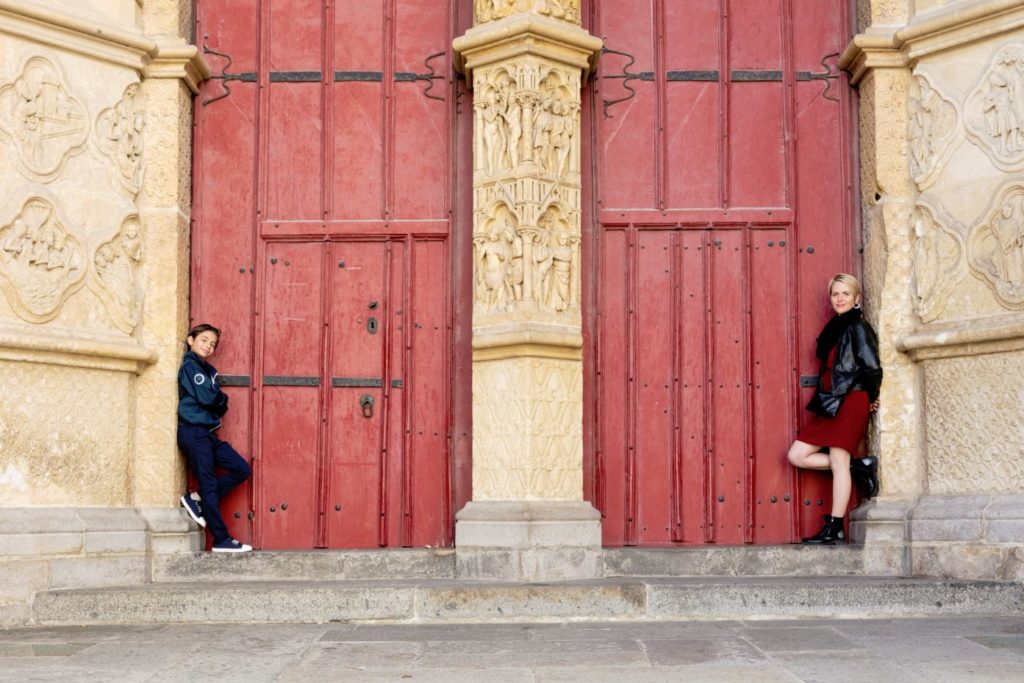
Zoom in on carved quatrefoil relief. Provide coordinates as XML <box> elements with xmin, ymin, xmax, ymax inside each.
<box><xmin>475</xmin><ymin>0</ymin><xmax>580</xmax><ymax>24</ymax></box>
<box><xmin>968</xmin><ymin>181</ymin><xmax>1024</xmax><ymax>308</ymax></box>
<box><xmin>965</xmin><ymin>43</ymin><xmax>1024</xmax><ymax>172</ymax></box>
<box><xmin>0</xmin><ymin>56</ymin><xmax>89</xmax><ymax>183</ymax></box>
<box><xmin>0</xmin><ymin>196</ymin><xmax>86</xmax><ymax>322</ymax></box>
<box><xmin>908</xmin><ymin>71</ymin><xmax>962</xmax><ymax>190</ymax></box>
<box><xmin>89</xmin><ymin>214</ymin><xmax>143</xmax><ymax>333</ymax></box>
<box><xmin>95</xmin><ymin>83</ymin><xmax>145</xmax><ymax>196</ymax></box>
<box><xmin>910</xmin><ymin>199</ymin><xmax>967</xmax><ymax>322</ymax></box>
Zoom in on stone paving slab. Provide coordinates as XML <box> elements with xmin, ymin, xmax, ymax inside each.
<box><xmin>1</xmin><ymin>616</ymin><xmax>1023</xmax><ymax>682</ymax></box>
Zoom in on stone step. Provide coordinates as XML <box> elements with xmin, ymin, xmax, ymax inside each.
<box><xmin>152</xmin><ymin>545</ymin><xmax>887</xmax><ymax>584</ymax></box>
<box><xmin>153</xmin><ymin>549</ymin><xmax>457</xmax><ymax>583</ymax></box>
<box><xmin>32</xmin><ymin>577</ymin><xmax>1024</xmax><ymax>625</ymax></box>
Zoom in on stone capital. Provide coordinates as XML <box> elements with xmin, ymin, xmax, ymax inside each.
<box><xmin>454</xmin><ymin>13</ymin><xmax>602</xmax><ymax>82</ymax></box>
<box><xmin>143</xmin><ymin>41</ymin><xmax>212</xmax><ymax>95</ymax></box>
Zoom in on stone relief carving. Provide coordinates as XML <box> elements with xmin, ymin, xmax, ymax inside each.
<box><xmin>925</xmin><ymin>354</ymin><xmax>1024</xmax><ymax>494</ymax></box>
<box><xmin>0</xmin><ymin>196</ymin><xmax>85</xmax><ymax>322</ymax></box>
<box><xmin>965</xmin><ymin>43</ymin><xmax>1024</xmax><ymax>172</ymax></box>
<box><xmin>473</xmin><ymin>357</ymin><xmax>582</xmax><ymax>500</ymax></box>
<box><xmin>967</xmin><ymin>181</ymin><xmax>1024</xmax><ymax>307</ymax></box>
<box><xmin>95</xmin><ymin>83</ymin><xmax>145</xmax><ymax>196</ymax></box>
<box><xmin>908</xmin><ymin>71</ymin><xmax>961</xmax><ymax>190</ymax></box>
<box><xmin>910</xmin><ymin>199</ymin><xmax>966</xmax><ymax>322</ymax></box>
<box><xmin>0</xmin><ymin>56</ymin><xmax>89</xmax><ymax>183</ymax></box>
<box><xmin>475</xmin><ymin>0</ymin><xmax>580</xmax><ymax>25</ymax></box>
<box><xmin>90</xmin><ymin>214</ymin><xmax>143</xmax><ymax>333</ymax></box>
<box><xmin>475</xmin><ymin>64</ymin><xmax>580</xmax><ymax>177</ymax></box>
<box><xmin>474</xmin><ymin>201</ymin><xmax>579</xmax><ymax>314</ymax></box>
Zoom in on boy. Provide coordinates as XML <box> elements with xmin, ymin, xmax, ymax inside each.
<box><xmin>177</xmin><ymin>323</ymin><xmax>253</xmax><ymax>553</ymax></box>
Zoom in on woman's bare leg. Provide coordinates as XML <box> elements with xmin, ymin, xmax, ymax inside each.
<box><xmin>828</xmin><ymin>446</ymin><xmax>852</xmax><ymax>517</ymax></box>
<box><xmin>788</xmin><ymin>440</ymin><xmax>830</xmax><ymax>470</ymax></box>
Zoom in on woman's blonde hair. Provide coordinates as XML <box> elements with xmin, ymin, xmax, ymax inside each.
<box><xmin>828</xmin><ymin>273</ymin><xmax>862</xmax><ymax>302</ymax></box>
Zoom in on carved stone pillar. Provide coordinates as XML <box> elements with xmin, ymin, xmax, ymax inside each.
<box><xmin>453</xmin><ymin>2</ymin><xmax>602</xmax><ymax>581</ymax></box>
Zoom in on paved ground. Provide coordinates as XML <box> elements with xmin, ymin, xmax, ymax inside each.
<box><xmin>1</xmin><ymin>616</ymin><xmax>1023</xmax><ymax>682</ymax></box>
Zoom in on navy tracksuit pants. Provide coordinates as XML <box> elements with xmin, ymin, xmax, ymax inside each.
<box><xmin>177</xmin><ymin>424</ymin><xmax>251</xmax><ymax>544</ymax></box>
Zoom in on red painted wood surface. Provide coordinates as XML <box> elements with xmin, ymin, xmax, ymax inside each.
<box><xmin>191</xmin><ymin>0</ymin><xmax>467</xmax><ymax>549</ymax></box>
<box><xmin>584</xmin><ymin>0</ymin><xmax>858</xmax><ymax>545</ymax></box>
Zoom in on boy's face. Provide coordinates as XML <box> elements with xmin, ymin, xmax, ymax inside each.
<box><xmin>188</xmin><ymin>331</ymin><xmax>219</xmax><ymax>360</ymax></box>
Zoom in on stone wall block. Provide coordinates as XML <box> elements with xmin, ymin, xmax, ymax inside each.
<box><xmin>48</xmin><ymin>555</ymin><xmax>147</xmax><ymax>590</ymax></box>
<box><xmin>0</xmin><ymin>508</ymin><xmax>84</xmax><ymax>534</ymax></box>
<box><xmin>75</xmin><ymin>507</ymin><xmax>147</xmax><ymax>531</ymax></box>
<box><xmin>0</xmin><ymin>559</ymin><xmax>49</xmax><ymax>600</ymax></box>
<box><xmin>149</xmin><ymin>533</ymin><xmax>202</xmax><ymax>554</ymax></box>
<box><xmin>0</xmin><ymin>533</ymin><xmax>83</xmax><ymax>556</ymax></box>
<box><xmin>83</xmin><ymin>530</ymin><xmax>147</xmax><ymax>553</ymax></box>
<box><xmin>911</xmin><ymin>543</ymin><xmax>1008</xmax><ymax>580</ymax></box>
<box><xmin>910</xmin><ymin>519</ymin><xmax>985</xmax><ymax>542</ymax></box>
<box><xmin>139</xmin><ymin>506</ymin><xmax>194</xmax><ymax>533</ymax></box>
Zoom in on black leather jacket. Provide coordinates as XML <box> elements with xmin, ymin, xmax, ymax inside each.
<box><xmin>808</xmin><ymin>319</ymin><xmax>882</xmax><ymax>417</ymax></box>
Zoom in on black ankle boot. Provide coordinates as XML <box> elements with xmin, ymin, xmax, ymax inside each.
<box><xmin>802</xmin><ymin>515</ymin><xmax>846</xmax><ymax>544</ymax></box>
<box><xmin>851</xmin><ymin>456</ymin><xmax>879</xmax><ymax>499</ymax></box>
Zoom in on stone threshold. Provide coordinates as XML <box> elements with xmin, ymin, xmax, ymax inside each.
<box><xmin>30</xmin><ymin>576</ymin><xmax>1024</xmax><ymax>626</ymax></box>
<box><xmin>152</xmin><ymin>545</ymin><xmax>879</xmax><ymax>583</ymax></box>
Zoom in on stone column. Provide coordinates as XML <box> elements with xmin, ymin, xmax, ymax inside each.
<box><xmin>453</xmin><ymin>2</ymin><xmax>603</xmax><ymax>581</ymax></box>
<box><xmin>841</xmin><ymin>1</ymin><xmax>921</xmax><ymax>575</ymax></box>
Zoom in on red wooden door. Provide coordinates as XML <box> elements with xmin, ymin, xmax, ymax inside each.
<box><xmin>584</xmin><ymin>1</ymin><xmax>858</xmax><ymax>545</ymax></box>
<box><xmin>191</xmin><ymin>0</ymin><xmax>469</xmax><ymax>549</ymax></box>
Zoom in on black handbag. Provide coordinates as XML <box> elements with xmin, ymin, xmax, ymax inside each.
<box><xmin>807</xmin><ymin>389</ymin><xmax>843</xmax><ymax>418</ymax></box>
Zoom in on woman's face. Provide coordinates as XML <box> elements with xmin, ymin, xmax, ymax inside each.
<box><xmin>830</xmin><ymin>281</ymin><xmax>859</xmax><ymax>315</ymax></box>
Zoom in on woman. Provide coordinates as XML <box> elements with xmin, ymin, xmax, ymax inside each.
<box><xmin>788</xmin><ymin>274</ymin><xmax>882</xmax><ymax>545</ymax></box>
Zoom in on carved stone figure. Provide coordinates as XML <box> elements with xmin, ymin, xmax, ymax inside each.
<box><xmin>910</xmin><ymin>201</ymin><xmax>966</xmax><ymax>323</ymax></box>
<box><xmin>91</xmin><ymin>215</ymin><xmax>144</xmax><ymax>332</ymax></box>
<box><xmin>0</xmin><ymin>56</ymin><xmax>88</xmax><ymax>182</ymax></box>
<box><xmin>995</xmin><ymin>201</ymin><xmax>1024</xmax><ymax>285</ymax></box>
<box><xmin>475</xmin><ymin>215</ymin><xmax>516</xmax><ymax>311</ymax></box>
<box><xmin>966</xmin><ymin>44</ymin><xmax>1024</xmax><ymax>171</ymax></box>
<box><xmin>481</xmin><ymin>90</ymin><xmax>507</xmax><ymax>172</ymax></box>
<box><xmin>968</xmin><ymin>182</ymin><xmax>1024</xmax><ymax>308</ymax></box>
<box><xmin>908</xmin><ymin>73</ymin><xmax>960</xmax><ymax>189</ymax></box>
<box><xmin>475</xmin><ymin>0</ymin><xmax>580</xmax><ymax>24</ymax></box>
<box><xmin>96</xmin><ymin>83</ymin><xmax>146</xmax><ymax>195</ymax></box>
<box><xmin>0</xmin><ymin>197</ymin><xmax>85</xmax><ymax>321</ymax></box>
<box><xmin>500</xmin><ymin>79</ymin><xmax>523</xmax><ymax>169</ymax></box>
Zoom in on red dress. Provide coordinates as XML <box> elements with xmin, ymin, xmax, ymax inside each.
<box><xmin>797</xmin><ymin>347</ymin><xmax>870</xmax><ymax>454</ymax></box>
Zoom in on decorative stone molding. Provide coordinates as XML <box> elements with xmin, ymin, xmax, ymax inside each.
<box><xmin>0</xmin><ymin>195</ymin><xmax>85</xmax><ymax>323</ymax></box>
<box><xmin>95</xmin><ymin>83</ymin><xmax>146</xmax><ymax>196</ymax></box>
<box><xmin>0</xmin><ymin>56</ymin><xmax>89</xmax><ymax>183</ymax></box>
<box><xmin>90</xmin><ymin>214</ymin><xmax>144</xmax><ymax>333</ymax></box>
<box><xmin>840</xmin><ymin>0</ymin><xmax>1024</xmax><ymax>82</ymax></box>
<box><xmin>143</xmin><ymin>42</ymin><xmax>212</xmax><ymax>95</ymax></box>
<box><xmin>964</xmin><ymin>41</ymin><xmax>1024</xmax><ymax>172</ymax></box>
<box><xmin>0</xmin><ymin>321</ymin><xmax>156</xmax><ymax>372</ymax></box>
<box><xmin>910</xmin><ymin>198</ymin><xmax>966</xmax><ymax>322</ymax></box>
<box><xmin>474</xmin><ymin>0</ymin><xmax>580</xmax><ymax>26</ymax></box>
<box><xmin>908</xmin><ymin>70</ymin><xmax>961</xmax><ymax>190</ymax></box>
<box><xmin>967</xmin><ymin>180</ymin><xmax>1024</xmax><ymax>307</ymax></box>
<box><xmin>898</xmin><ymin>312</ymin><xmax>1024</xmax><ymax>360</ymax></box>
<box><xmin>0</xmin><ymin>0</ymin><xmax>156</xmax><ymax>71</ymax></box>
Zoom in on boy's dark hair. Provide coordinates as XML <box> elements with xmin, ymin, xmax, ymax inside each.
<box><xmin>185</xmin><ymin>323</ymin><xmax>221</xmax><ymax>349</ymax></box>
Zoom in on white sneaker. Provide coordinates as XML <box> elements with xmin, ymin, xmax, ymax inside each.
<box><xmin>211</xmin><ymin>538</ymin><xmax>252</xmax><ymax>553</ymax></box>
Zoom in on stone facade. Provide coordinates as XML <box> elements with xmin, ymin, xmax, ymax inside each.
<box><xmin>0</xmin><ymin>0</ymin><xmax>205</xmax><ymax>624</ymax></box>
<box><xmin>0</xmin><ymin>0</ymin><xmax>1022</xmax><ymax>625</ymax></box>
<box><xmin>845</xmin><ymin>0</ymin><xmax>1024</xmax><ymax>581</ymax></box>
